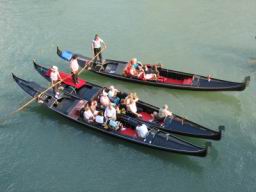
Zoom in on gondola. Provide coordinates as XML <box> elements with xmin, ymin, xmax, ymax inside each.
<box><xmin>57</xmin><ymin>47</ymin><xmax>250</xmax><ymax>91</ymax></box>
<box><xmin>33</xmin><ymin>61</ymin><xmax>223</xmax><ymax>140</ymax></box>
<box><xmin>12</xmin><ymin>74</ymin><xmax>208</xmax><ymax>157</ymax></box>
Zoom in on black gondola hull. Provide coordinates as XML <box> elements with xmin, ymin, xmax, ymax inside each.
<box><xmin>56</xmin><ymin>47</ymin><xmax>250</xmax><ymax>91</ymax></box>
<box><xmin>33</xmin><ymin>62</ymin><xmax>222</xmax><ymax>140</ymax></box>
<box><xmin>12</xmin><ymin>74</ymin><xmax>208</xmax><ymax>157</ymax></box>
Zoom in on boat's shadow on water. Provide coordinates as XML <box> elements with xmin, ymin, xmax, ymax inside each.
<box><xmin>30</xmin><ymin>106</ymin><xmax>205</xmax><ymax>173</ymax></box>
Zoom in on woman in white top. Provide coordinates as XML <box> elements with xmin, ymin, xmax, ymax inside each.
<box><xmin>91</xmin><ymin>34</ymin><xmax>106</xmax><ymax>63</ymax></box>
<box><xmin>104</xmin><ymin>103</ymin><xmax>117</xmax><ymax>121</ymax></box>
<box><xmin>100</xmin><ymin>90</ymin><xmax>110</xmax><ymax>107</ymax></box>
<box><xmin>152</xmin><ymin>104</ymin><xmax>173</xmax><ymax>120</ymax></box>
<box><xmin>50</xmin><ymin>66</ymin><xmax>62</xmax><ymax>94</ymax></box>
<box><xmin>69</xmin><ymin>55</ymin><xmax>79</xmax><ymax>84</ymax></box>
<box><xmin>83</xmin><ymin>105</ymin><xmax>95</xmax><ymax>122</ymax></box>
<box><xmin>126</xmin><ymin>94</ymin><xmax>142</xmax><ymax>117</ymax></box>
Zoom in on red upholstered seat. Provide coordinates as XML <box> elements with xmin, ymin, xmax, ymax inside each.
<box><xmin>45</xmin><ymin>69</ymin><xmax>86</xmax><ymax>89</ymax></box>
<box><xmin>139</xmin><ymin>112</ymin><xmax>153</xmax><ymax>121</ymax></box>
<box><xmin>119</xmin><ymin>127</ymin><xmax>137</xmax><ymax>138</ymax></box>
<box><xmin>158</xmin><ymin>76</ymin><xmax>192</xmax><ymax>85</ymax></box>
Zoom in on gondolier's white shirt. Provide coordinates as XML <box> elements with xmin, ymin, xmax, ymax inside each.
<box><xmin>50</xmin><ymin>71</ymin><xmax>59</xmax><ymax>81</ymax></box>
<box><xmin>92</xmin><ymin>38</ymin><xmax>104</xmax><ymax>49</ymax></box>
<box><xmin>70</xmin><ymin>59</ymin><xmax>79</xmax><ymax>72</ymax></box>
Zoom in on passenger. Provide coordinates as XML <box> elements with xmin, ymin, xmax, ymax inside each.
<box><xmin>108</xmin><ymin>85</ymin><xmax>120</xmax><ymax>105</ymax></box>
<box><xmin>50</xmin><ymin>66</ymin><xmax>62</xmax><ymax>98</ymax></box>
<box><xmin>69</xmin><ymin>55</ymin><xmax>79</xmax><ymax>84</ymax></box>
<box><xmin>100</xmin><ymin>89</ymin><xmax>111</xmax><ymax>107</ymax></box>
<box><xmin>143</xmin><ymin>64</ymin><xmax>161</xmax><ymax>78</ymax></box>
<box><xmin>123</xmin><ymin>93</ymin><xmax>132</xmax><ymax>106</ymax></box>
<box><xmin>136</xmin><ymin>124</ymin><xmax>149</xmax><ymax>138</ymax></box>
<box><xmin>138</xmin><ymin>67</ymin><xmax>157</xmax><ymax>80</ymax></box>
<box><xmin>153</xmin><ymin>104</ymin><xmax>173</xmax><ymax>120</ymax></box>
<box><xmin>88</xmin><ymin>100</ymin><xmax>99</xmax><ymax>116</ymax></box>
<box><xmin>83</xmin><ymin>104</ymin><xmax>95</xmax><ymax>122</ymax></box>
<box><xmin>126</xmin><ymin>93</ymin><xmax>142</xmax><ymax>117</ymax></box>
<box><xmin>104</xmin><ymin>103</ymin><xmax>117</xmax><ymax>121</ymax></box>
<box><xmin>124</xmin><ymin>58</ymin><xmax>140</xmax><ymax>77</ymax></box>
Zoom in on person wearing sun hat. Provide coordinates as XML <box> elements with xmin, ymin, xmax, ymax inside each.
<box><xmin>50</xmin><ymin>66</ymin><xmax>62</xmax><ymax>94</ymax></box>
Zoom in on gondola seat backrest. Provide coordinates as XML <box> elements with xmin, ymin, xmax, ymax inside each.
<box><xmin>67</xmin><ymin>100</ymin><xmax>87</xmax><ymax>119</ymax></box>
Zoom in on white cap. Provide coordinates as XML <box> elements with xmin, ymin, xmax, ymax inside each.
<box><xmin>109</xmin><ymin>85</ymin><xmax>114</xmax><ymax>90</ymax></box>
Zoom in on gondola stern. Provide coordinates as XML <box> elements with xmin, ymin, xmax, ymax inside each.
<box><xmin>244</xmin><ymin>76</ymin><xmax>250</xmax><ymax>87</ymax></box>
<box><xmin>57</xmin><ymin>46</ymin><xmax>62</xmax><ymax>57</ymax></box>
<box><xmin>33</xmin><ymin>59</ymin><xmax>39</xmax><ymax>69</ymax></box>
<box><xmin>57</xmin><ymin>46</ymin><xmax>72</xmax><ymax>61</ymax></box>
<box><xmin>12</xmin><ymin>73</ymin><xmax>20</xmax><ymax>82</ymax></box>
<box><xmin>210</xmin><ymin>125</ymin><xmax>224</xmax><ymax>141</ymax></box>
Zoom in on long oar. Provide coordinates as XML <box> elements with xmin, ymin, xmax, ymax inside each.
<box><xmin>0</xmin><ymin>47</ymin><xmax>106</xmax><ymax>123</ymax></box>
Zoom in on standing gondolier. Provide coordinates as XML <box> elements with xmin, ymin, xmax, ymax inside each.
<box><xmin>50</xmin><ymin>66</ymin><xmax>62</xmax><ymax>98</ymax></box>
<box><xmin>70</xmin><ymin>55</ymin><xmax>79</xmax><ymax>84</ymax></box>
<box><xmin>91</xmin><ymin>34</ymin><xmax>107</xmax><ymax>63</ymax></box>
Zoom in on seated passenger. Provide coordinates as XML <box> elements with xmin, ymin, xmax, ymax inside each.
<box><xmin>100</xmin><ymin>89</ymin><xmax>110</xmax><ymax>107</ymax></box>
<box><xmin>144</xmin><ymin>64</ymin><xmax>161</xmax><ymax>78</ymax></box>
<box><xmin>152</xmin><ymin>104</ymin><xmax>173</xmax><ymax>120</ymax></box>
<box><xmin>108</xmin><ymin>85</ymin><xmax>120</xmax><ymax>105</ymax></box>
<box><xmin>138</xmin><ymin>68</ymin><xmax>157</xmax><ymax>80</ymax></box>
<box><xmin>126</xmin><ymin>93</ymin><xmax>142</xmax><ymax>117</ymax></box>
<box><xmin>124</xmin><ymin>58</ymin><xmax>142</xmax><ymax>77</ymax></box>
<box><xmin>104</xmin><ymin>103</ymin><xmax>117</xmax><ymax>121</ymax></box>
<box><xmin>89</xmin><ymin>100</ymin><xmax>99</xmax><ymax>116</ymax></box>
<box><xmin>136</xmin><ymin>124</ymin><xmax>149</xmax><ymax>138</ymax></box>
<box><xmin>83</xmin><ymin>104</ymin><xmax>95</xmax><ymax>122</ymax></box>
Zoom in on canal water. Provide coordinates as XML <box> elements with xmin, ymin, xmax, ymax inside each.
<box><xmin>0</xmin><ymin>0</ymin><xmax>256</xmax><ymax>191</ymax></box>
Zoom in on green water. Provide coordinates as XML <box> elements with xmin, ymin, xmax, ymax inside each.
<box><xmin>1</xmin><ymin>0</ymin><xmax>256</xmax><ymax>191</ymax></box>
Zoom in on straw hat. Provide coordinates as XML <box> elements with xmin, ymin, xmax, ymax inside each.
<box><xmin>52</xmin><ymin>66</ymin><xmax>58</xmax><ymax>72</ymax></box>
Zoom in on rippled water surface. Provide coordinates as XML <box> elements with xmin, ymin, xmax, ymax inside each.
<box><xmin>0</xmin><ymin>0</ymin><xmax>256</xmax><ymax>191</ymax></box>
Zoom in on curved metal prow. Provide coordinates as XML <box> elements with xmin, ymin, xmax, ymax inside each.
<box><xmin>244</xmin><ymin>76</ymin><xmax>250</xmax><ymax>87</ymax></box>
<box><xmin>57</xmin><ymin>46</ymin><xmax>62</xmax><ymax>57</ymax></box>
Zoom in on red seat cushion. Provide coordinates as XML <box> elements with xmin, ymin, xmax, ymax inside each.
<box><xmin>45</xmin><ymin>69</ymin><xmax>86</xmax><ymax>89</ymax></box>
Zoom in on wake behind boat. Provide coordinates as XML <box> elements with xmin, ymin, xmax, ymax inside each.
<box><xmin>57</xmin><ymin>47</ymin><xmax>250</xmax><ymax>91</ymax></box>
<box><xmin>33</xmin><ymin>61</ymin><xmax>223</xmax><ymax>140</ymax></box>
<box><xmin>12</xmin><ymin>74</ymin><xmax>208</xmax><ymax>157</ymax></box>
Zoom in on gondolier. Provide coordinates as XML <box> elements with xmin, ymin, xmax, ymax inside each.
<box><xmin>91</xmin><ymin>34</ymin><xmax>106</xmax><ymax>63</ymax></box>
<box><xmin>50</xmin><ymin>66</ymin><xmax>61</xmax><ymax>96</ymax></box>
<box><xmin>69</xmin><ymin>55</ymin><xmax>79</xmax><ymax>84</ymax></box>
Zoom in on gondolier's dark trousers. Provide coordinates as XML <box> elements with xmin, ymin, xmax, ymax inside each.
<box><xmin>94</xmin><ymin>48</ymin><xmax>103</xmax><ymax>63</ymax></box>
<box><xmin>71</xmin><ymin>71</ymin><xmax>78</xmax><ymax>84</ymax></box>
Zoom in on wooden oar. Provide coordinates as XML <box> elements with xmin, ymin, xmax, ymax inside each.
<box><xmin>0</xmin><ymin>47</ymin><xmax>106</xmax><ymax>123</ymax></box>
